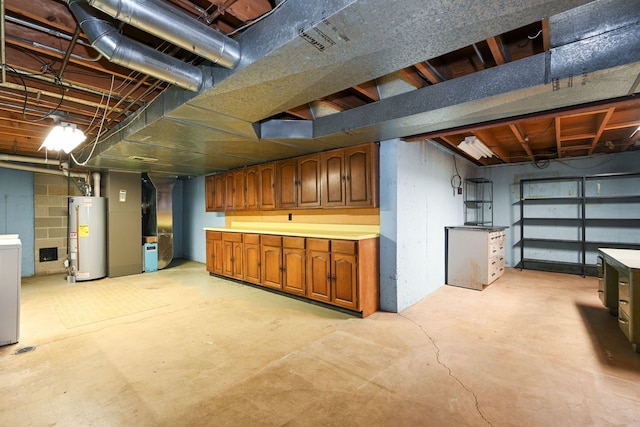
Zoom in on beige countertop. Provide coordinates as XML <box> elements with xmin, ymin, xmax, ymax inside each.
<box><xmin>599</xmin><ymin>248</ymin><xmax>640</xmax><ymax>270</ymax></box>
<box><xmin>204</xmin><ymin>222</ymin><xmax>379</xmax><ymax>240</ymax></box>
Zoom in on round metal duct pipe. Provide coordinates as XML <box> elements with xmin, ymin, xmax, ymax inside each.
<box><xmin>66</xmin><ymin>0</ymin><xmax>204</xmax><ymax>91</ymax></box>
<box><xmin>87</xmin><ymin>0</ymin><xmax>241</xmax><ymax>69</ymax></box>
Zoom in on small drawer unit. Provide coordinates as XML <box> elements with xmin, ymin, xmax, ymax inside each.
<box><xmin>598</xmin><ymin>248</ymin><xmax>640</xmax><ymax>353</ymax></box>
<box><xmin>446</xmin><ymin>226</ymin><xmax>507</xmax><ymax>290</ymax></box>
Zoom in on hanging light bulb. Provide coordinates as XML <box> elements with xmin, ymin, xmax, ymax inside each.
<box><xmin>39</xmin><ymin>122</ymin><xmax>86</xmax><ymax>154</ymax></box>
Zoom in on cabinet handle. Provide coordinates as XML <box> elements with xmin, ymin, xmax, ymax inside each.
<box><xmin>597</xmin><ymin>290</ymin><xmax>603</xmax><ymax>294</ymax></box>
<box><xmin>618</xmin><ymin>318</ymin><xmax>629</xmax><ymax>325</ymax></box>
<box><xmin>619</xmin><ymin>299</ymin><xmax>629</xmax><ymax>305</ymax></box>
<box><xmin>619</xmin><ymin>281</ymin><xmax>629</xmax><ymax>287</ymax></box>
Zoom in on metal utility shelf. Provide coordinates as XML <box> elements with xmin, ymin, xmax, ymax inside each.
<box><xmin>518</xmin><ymin>172</ymin><xmax>640</xmax><ymax>277</ymax></box>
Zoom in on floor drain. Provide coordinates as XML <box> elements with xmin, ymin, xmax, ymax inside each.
<box><xmin>15</xmin><ymin>346</ymin><xmax>36</xmax><ymax>354</ymax></box>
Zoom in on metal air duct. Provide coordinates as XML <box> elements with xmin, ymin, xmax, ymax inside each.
<box><xmin>87</xmin><ymin>0</ymin><xmax>241</xmax><ymax>69</ymax></box>
<box><xmin>66</xmin><ymin>0</ymin><xmax>204</xmax><ymax>91</ymax></box>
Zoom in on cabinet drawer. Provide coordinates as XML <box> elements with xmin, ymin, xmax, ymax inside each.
<box><xmin>619</xmin><ymin>307</ymin><xmax>631</xmax><ymax>340</ymax></box>
<box><xmin>222</xmin><ymin>232</ymin><xmax>242</xmax><ymax>242</ymax></box>
<box><xmin>206</xmin><ymin>231</ymin><xmax>221</xmax><ymax>240</ymax></box>
<box><xmin>619</xmin><ymin>279</ymin><xmax>630</xmax><ymax>301</ymax></box>
<box><xmin>331</xmin><ymin>239</ymin><xmax>356</xmax><ymax>255</ymax></box>
<box><xmin>307</xmin><ymin>238</ymin><xmax>329</xmax><ymax>252</ymax></box>
<box><xmin>243</xmin><ymin>233</ymin><xmax>260</xmax><ymax>245</ymax></box>
<box><xmin>283</xmin><ymin>236</ymin><xmax>305</xmax><ymax>249</ymax></box>
<box><xmin>261</xmin><ymin>235</ymin><xmax>282</xmax><ymax>247</ymax></box>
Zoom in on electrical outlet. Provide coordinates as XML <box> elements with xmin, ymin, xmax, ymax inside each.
<box><xmin>288</xmin><ymin>213</ymin><xmax>292</xmax><ymax>221</ymax></box>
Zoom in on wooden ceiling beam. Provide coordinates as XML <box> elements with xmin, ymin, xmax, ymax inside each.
<box><xmin>588</xmin><ymin>107</ymin><xmax>615</xmax><ymax>155</ymax></box>
<box><xmin>398</xmin><ymin>68</ymin><xmax>427</xmax><ymax>89</ymax></box>
<box><xmin>352</xmin><ymin>80</ymin><xmax>380</xmax><ymax>102</ymax></box>
<box><xmin>404</xmin><ymin>96</ymin><xmax>640</xmax><ymax>141</ymax></box>
<box><xmin>414</xmin><ymin>62</ymin><xmax>444</xmax><ymax>84</ymax></box>
<box><xmin>473</xmin><ymin>131</ymin><xmax>508</xmax><ymax>162</ymax></box>
<box><xmin>555</xmin><ymin>117</ymin><xmax>562</xmax><ymax>158</ymax></box>
<box><xmin>487</xmin><ymin>35</ymin><xmax>510</xmax><ymax>65</ymax></box>
<box><xmin>508</xmin><ymin>123</ymin><xmax>535</xmax><ymax>161</ymax></box>
<box><xmin>560</xmin><ymin>133</ymin><xmax>597</xmax><ymax>141</ymax></box>
<box><xmin>605</xmin><ymin>119</ymin><xmax>640</xmax><ymax>130</ymax></box>
<box><xmin>541</xmin><ymin>17</ymin><xmax>550</xmax><ymax>51</ymax></box>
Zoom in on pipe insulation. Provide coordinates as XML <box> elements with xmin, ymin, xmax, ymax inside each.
<box><xmin>65</xmin><ymin>0</ymin><xmax>205</xmax><ymax>91</ymax></box>
<box><xmin>87</xmin><ymin>0</ymin><xmax>241</xmax><ymax>68</ymax></box>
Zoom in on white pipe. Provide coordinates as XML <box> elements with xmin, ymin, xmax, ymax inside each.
<box><xmin>92</xmin><ymin>172</ymin><xmax>101</xmax><ymax>197</ymax></box>
<box><xmin>0</xmin><ymin>153</ymin><xmax>61</xmax><ymax>165</ymax></box>
<box><xmin>0</xmin><ymin>161</ymin><xmax>65</xmax><ymax>175</ymax></box>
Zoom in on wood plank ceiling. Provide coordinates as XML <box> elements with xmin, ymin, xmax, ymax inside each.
<box><xmin>1</xmin><ymin>0</ymin><xmax>639</xmax><ymax>167</ymax></box>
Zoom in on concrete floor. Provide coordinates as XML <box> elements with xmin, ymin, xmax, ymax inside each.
<box><xmin>1</xmin><ymin>260</ymin><xmax>639</xmax><ymax>426</ymax></box>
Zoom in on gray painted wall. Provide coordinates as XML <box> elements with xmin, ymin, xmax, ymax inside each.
<box><xmin>0</xmin><ymin>168</ymin><xmax>35</xmax><ymax>276</ymax></box>
<box><xmin>380</xmin><ymin>139</ymin><xmax>478</xmax><ymax>312</ymax></box>
<box><xmin>485</xmin><ymin>150</ymin><xmax>640</xmax><ymax>268</ymax></box>
<box><xmin>179</xmin><ymin>175</ymin><xmax>225</xmax><ymax>263</ymax></box>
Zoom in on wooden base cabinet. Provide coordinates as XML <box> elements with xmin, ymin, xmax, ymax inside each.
<box><xmin>206</xmin><ymin>231</ymin><xmax>379</xmax><ymax>317</ymax></box>
<box><xmin>261</xmin><ymin>235</ymin><xmax>283</xmax><ymax>290</ymax></box>
<box><xmin>307</xmin><ymin>239</ymin><xmax>359</xmax><ymax>312</ymax></box>
<box><xmin>243</xmin><ymin>234</ymin><xmax>261</xmax><ymax>285</ymax></box>
<box><xmin>282</xmin><ymin>237</ymin><xmax>306</xmax><ymax>296</ymax></box>
<box><xmin>206</xmin><ymin>231</ymin><xmax>223</xmax><ymax>276</ymax></box>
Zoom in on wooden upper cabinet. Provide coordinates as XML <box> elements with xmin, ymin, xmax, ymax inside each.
<box><xmin>212</xmin><ymin>174</ymin><xmax>225</xmax><ymax>211</ymax></box>
<box><xmin>204</xmin><ymin>142</ymin><xmax>378</xmax><ymax>211</ymax></box>
<box><xmin>321</xmin><ymin>150</ymin><xmax>346</xmax><ymax>207</ymax></box>
<box><xmin>224</xmin><ymin>172</ymin><xmax>235</xmax><ymax>211</ymax></box>
<box><xmin>245</xmin><ymin>167</ymin><xmax>259</xmax><ymax>211</ymax></box>
<box><xmin>205</xmin><ymin>175</ymin><xmax>215</xmax><ymax>212</ymax></box>
<box><xmin>298</xmin><ymin>154</ymin><xmax>321</xmax><ymax>208</ymax></box>
<box><xmin>276</xmin><ymin>159</ymin><xmax>298</xmax><ymax>209</ymax></box>
<box><xmin>233</xmin><ymin>170</ymin><xmax>246</xmax><ymax>211</ymax></box>
<box><xmin>258</xmin><ymin>163</ymin><xmax>276</xmax><ymax>210</ymax></box>
<box><xmin>345</xmin><ymin>143</ymin><xmax>379</xmax><ymax>207</ymax></box>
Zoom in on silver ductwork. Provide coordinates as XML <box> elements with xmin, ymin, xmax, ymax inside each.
<box><xmin>87</xmin><ymin>0</ymin><xmax>241</xmax><ymax>69</ymax></box>
<box><xmin>66</xmin><ymin>0</ymin><xmax>205</xmax><ymax>91</ymax></box>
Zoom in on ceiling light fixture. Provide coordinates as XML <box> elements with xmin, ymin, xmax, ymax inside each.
<box><xmin>458</xmin><ymin>136</ymin><xmax>495</xmax><ymax>160</ymax></box>
<box><xmin>39</xmin><ymin>122</ymin><xmax>86</xmax><ymax>154</ymax></box>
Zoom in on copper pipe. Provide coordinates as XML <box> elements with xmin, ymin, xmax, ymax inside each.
<box><xmin>58</xmin><ymin>26</ymin><xmax>81</xmax><ymax>79</ymax></box>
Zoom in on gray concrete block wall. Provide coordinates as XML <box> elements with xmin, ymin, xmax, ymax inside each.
<box><xmin>33</xmin><ymin>173</ymin><xmax>83</xmax><ymax>276</ymax></box>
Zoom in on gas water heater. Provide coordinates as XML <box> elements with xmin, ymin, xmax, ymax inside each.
<box><xmin>69</xmin><ymin>197</ymin><xmax>106</xmax><ymax>281</ymax></box>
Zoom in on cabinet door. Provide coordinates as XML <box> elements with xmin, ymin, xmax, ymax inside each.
<box><xmin>222</xmin><ymin>239</ymin><xmax>234</xmax><ymax>277</ymax></box>
<box><xmin>306</xmin><ymin>250</ymin><xmax>331</xmax><ymax>303</ymax></box>
<box><xmin>244</xmin><ymin>243</ymin><xmax>261</xmax><ymax>284</ymax></box>
<box><xmin>283</xmin><ymin>248</ymin><xmax>306</xmax><ymax>295</ymax></box>
<box><xmin>224</xmin><ymin>172</ymin><xmax>235</xmax><ymax>211</ymax></box>
<box><xmin>234</xmin><ymin>170</ymin><xmax>246</xmax><ymax>211</ymax></box>
<box><xmin>259</xmin><ymin>164</ymin><xmax>276</xmax><ymax>210</ymax></box>
<box><xmin>322</xmin><ymin>150</ymin><xmax>346</xmax><ymax>207</ymax></box>
<box><xmin>213</xmin><ymin>174</ymin><xmax>225</xmax><ymax>211</ymax></box>
<box><xmin>206</xmin><ymin>237</ymin><xmax>214</xmax><ymax>272</ymax></box>
<box><xmin>332</xmin><ymin>253</ymin><xmax>358</xmax><ymax>310</ymax></box>
<box><xmin>212</xmin><ymin>238</ymin><xmax>223</xmax><ymax>275</ymax></box>
<box><xmin>277</xmin><ymin>159</ymin><xmax>298</xmax><ymax>208</ymax></box>
<box><xmin>345</xmin><ymin>144</ymin><xmax>377</xmax><ymax>207</ymax></box>
<box><xmin>205</xmin><ymin>175</ymin><xmax>215</xmax><ymax>212</ymax></box>
<box><xmin>232</xmin><ymin>241</ymin><xmax>244</xmax><ymax>279</ymax></box>
<box><xmin>245</xmin><ymin>166</ymin><xmax>259</xmax><ymax>211</ymax></box>
<box><xmin>298</xmin><ymin>154</ymin><xmax>321</xmax><ymax>208</ymax></box>
<box><xmin>261</xmin><ymin>245</ymin><xmax>282</xmax><ymax>289</ymax></box>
